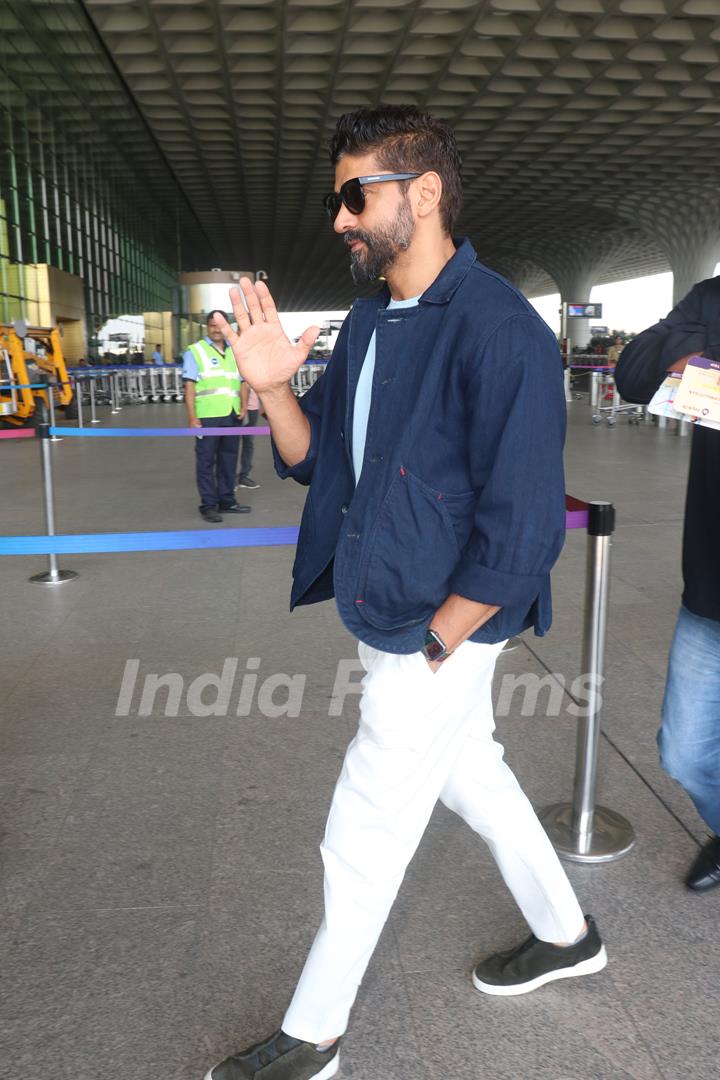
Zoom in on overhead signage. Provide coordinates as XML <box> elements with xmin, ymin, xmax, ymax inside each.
<box><xmin>567</xmin><ymin>303</ymin><xmax>603</xmax><ymax>318</ymax></box>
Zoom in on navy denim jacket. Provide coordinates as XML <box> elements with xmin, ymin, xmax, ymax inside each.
<box><xmin>273</xmin><ymin>238</ymin><xmax>567</xmax><ymax>654</ymax></box>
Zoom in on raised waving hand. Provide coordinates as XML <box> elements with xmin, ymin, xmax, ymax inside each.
<box><xmin>216</xmin><ymin>278</ymin><xmax>320</xmax><ymax>395</ymax></box>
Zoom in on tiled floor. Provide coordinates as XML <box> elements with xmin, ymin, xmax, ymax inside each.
<box><xmin>1</xmin><ymin>397</ymin><xmax>713</xmax><ymax>1079</ymax></box>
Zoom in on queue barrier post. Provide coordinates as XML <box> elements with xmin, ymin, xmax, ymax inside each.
<box><xmin>590</xmin><ymin>370</ymin><xmax>602</xmax><ymax>410</ymax></box>
<box><xmin>89</xmin><ymin>374</ymin><xmax>99</xmax><ymax>423</ymax></box>
<box><xmin>29</xmin><ymin>409</ymin><xmax>78</xmax><ymax>586</ymax></box>
<box><xmin>45</xmin><ymin>375</ymin><xmax>62</xmax><ymax>442</ymax></box>
<box><xmin>539</xmin><ymin>501</ymin><xmax>635</xmax><ymax>863</ymax></box>
<box><xmin>75</xmin><ymin>375</ymin><xmax>84</xmax><ymax>429</ymax></box>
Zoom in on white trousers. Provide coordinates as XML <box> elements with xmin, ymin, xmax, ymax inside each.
<box><xmin>282</xmin><ymin>640</ymin><xmax>585</xmax><ymax>1043</ymax></box>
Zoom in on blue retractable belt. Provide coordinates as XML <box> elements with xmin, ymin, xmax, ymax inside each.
<box><xmin>0</xmin><ymin>527</ymin><xmax>300</xmax><ymax>556</ymax></box>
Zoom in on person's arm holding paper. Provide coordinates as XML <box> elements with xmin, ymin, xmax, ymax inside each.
<box><xmin>615</xmin><ymin>280</ymin><xmax>720</xmax><ymax>404</ymax></box>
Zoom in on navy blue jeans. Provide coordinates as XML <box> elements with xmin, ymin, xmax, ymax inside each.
<box><xmin>659</xmin><ymin>605</ymin><xmax>720</xmax><ymax>834</ymax></box>
<box><xmin>195</xmin><ymin>411</ymin><xmax>242</xmax><ymax>510</ymax></box>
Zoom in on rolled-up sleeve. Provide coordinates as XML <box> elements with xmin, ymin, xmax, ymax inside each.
<box><xmin>449</xmin><ymin>314</ymin><xmax>567</xmax><ymax>610</ymax></box>
<box><xmin>271</xmin><ymin>371</ymin><xmax>327</xmax><ymax>487</ymax></box>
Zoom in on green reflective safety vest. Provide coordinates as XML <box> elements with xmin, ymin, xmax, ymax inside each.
<box><xmin>189</xmin><ymin>339</ymin><xmax>242</xmax><ymax>419</ymax></box>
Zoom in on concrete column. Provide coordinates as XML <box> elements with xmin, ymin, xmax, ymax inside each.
<box><xmin>558</xmin><ymin>277</ymin><xmax>595</xmax><ymax>351</ymax></box>
<box><xmin>545</xmin><ymin>266</ymin><xmax>597</xmax><ymax>352</ymax></box>
<box><xmin>539</xmin><ymin>244</ymin><xmax>621</xmax><ymax>354</ymax></box>
<box><xmin>614</xmin><ymin>194</ymin><xmax>720</xmax><ymax>305</ymax></box>
<box><xmin>669</xmin><ymin>234</ymin><xmax>720</xmax><ymax>305</ymax></box>
<box><xmin>489</xmin><ymin>257</ymin><xmax>556</xmax><ymax>301</ymax></box>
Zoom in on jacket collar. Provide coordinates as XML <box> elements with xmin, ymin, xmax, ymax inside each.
<box><xmin>420</xmin><ymin>236</ymin><xmax>477</xmax><ymax>305</ymax></box>
<box><xmin>353</xmin><ymin>236</ymin><xmax>476</xmax><ymax>312</ymax></box>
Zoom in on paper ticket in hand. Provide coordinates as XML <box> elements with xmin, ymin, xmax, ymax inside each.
<box><xmin>648</xmin><ymin>371</ymin><xmax>720</xmax><ymax>431</ymax></box>
<box><xmin>673</xmin><ymin>355</ymin><xmax>720</xmax><ymax>423</ymax></box>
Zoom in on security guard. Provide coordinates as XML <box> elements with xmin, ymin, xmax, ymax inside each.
<box><xmin>183</xmin><ymin>310</ymin><xmax>251</xmax><ymax>522</ymax></box>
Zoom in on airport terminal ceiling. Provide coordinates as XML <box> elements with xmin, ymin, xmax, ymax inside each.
<box><xmin>8</xmin><ymin>0</ymin><xmax>720</xmax><ymax>310</ymax></box>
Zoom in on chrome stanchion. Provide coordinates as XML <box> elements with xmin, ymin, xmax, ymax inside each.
<box><xmin>46</xmin><ymin>375</ymin><xmax>62</xmax><ymax>442</ymax></box>
<box><xmin>173</xmin><ymin>366</ymin><xmax>183</xmax><ymax>401</ymax></box>
<box><xmin>89</xmin><ymin>374</ymin><xmax>99</xmax><ymax>423</ymax></box>
<box><xmin>539</xmin><ymin>501</ymin><xmax>635</xmax><ymax>862</ymax></box>
<box><xmin>75</xmin><ymin>375</ymin><xmax>84</xmax><ymax>428</ymax></box>
<box><xmin>149</xmin><ymin>368</ymin><xmax>159</xmax><ymax>402</ymax></box>
<box><xmin>590</xmin><ymin>370</ymin><xmax>601</xmax><ymax>410</ymax></box>
<box><xmin>563</xmin><ymin>367</ymin><xmax>572</xmax><ymax>404</ymax></box>
<box><xmin>29</xmin><ymin>409</ymin><xmax>78</xmax><ymax>586</ymax></box>
<box><xmin>111</xmin><ymin>372</ymin><xmax>120</xmax><ymax>413</ymax></box>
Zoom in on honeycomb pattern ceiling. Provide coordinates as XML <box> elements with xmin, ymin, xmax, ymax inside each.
<box><xmin>42</xmin><ymin>2</ymin><xmax>720</xmax><ymax>305</ymax></box>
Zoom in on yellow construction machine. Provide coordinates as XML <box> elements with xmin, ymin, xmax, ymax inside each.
<box><xmin>0</xmin><ymin>324</ymin><xmax>75</xmax><ymax>426</ymax></box>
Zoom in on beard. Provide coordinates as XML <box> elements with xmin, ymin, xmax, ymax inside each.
<box><xmin>345</xmin><ymin>197</ymin><xmax>415</xmax><ymax>284</ymax></box>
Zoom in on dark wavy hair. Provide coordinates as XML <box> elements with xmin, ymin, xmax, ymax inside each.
<box><xmin>206</xmin><ymin>309</ymin><xmax>228</xmax><ymax>324</ymax></box>
<box><xmin>329</xmin><ymin>105</ymin><xmax>462</xmax><ymax>235</ymax></box>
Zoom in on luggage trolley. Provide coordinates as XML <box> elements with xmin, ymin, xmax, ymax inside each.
<box><xmin>290</xmin><ymin>361</ymin><xmax>327</xmax><ymax>397</ymax></box>
<box><xmin>591</xmin><ymin>371</ymin><xmax>644</xmax><ymax>427</ymax></box>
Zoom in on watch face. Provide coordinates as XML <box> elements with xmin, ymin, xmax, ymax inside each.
<box><xmin>424</xmin><ymin>631</ymin><xmax>446</xmax><ymax>662</ymax></box>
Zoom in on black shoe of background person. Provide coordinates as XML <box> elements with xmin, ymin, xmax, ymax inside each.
<box><xmin>204</xmin><ymin>1029</ymin><xmax>340</xmax><ymax>1080</ymax></box>
<box><xmin>237</xmin><ymin>473</ymin><xmax>260</xmax><ymax>489</ymax></box>
<box><xmin>219</xmin><ymin>502</ymin><xmax>251</xmax><ymax>514</ymax></box>
<box><xmin>200</xmin><ymin>507</ymin><xmax>223</xmax><ymax>523</ymax></box>
<box><xmin>686</xmin><ymin>836</ymin><xmax>720</xmax><ymax>892</ymax></box>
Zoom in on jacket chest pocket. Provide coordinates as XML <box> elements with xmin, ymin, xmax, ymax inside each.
<box><xmin>355</xmin><ymin>469</ymin><xmax>476</xmax><ymax>631</ymax></box>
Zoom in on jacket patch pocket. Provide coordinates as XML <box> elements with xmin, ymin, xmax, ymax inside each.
<box><xmin>357</xmin><ymin>469</ymin><xmax>476</xmax><ymax>631</ymax></box>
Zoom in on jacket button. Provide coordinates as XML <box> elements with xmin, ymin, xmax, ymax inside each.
<box><xmin>341</xmin><ymin>504</ymin><xmax>349</xmax><ymax>514</ymax></box>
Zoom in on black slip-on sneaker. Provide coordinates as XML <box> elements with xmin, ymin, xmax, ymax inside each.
<box><xmin>200</xmin><ymin>508</ymin><xmax>223</xmax><ymax>523</ymax></box>
<box><xmin>204</xmin><ymin>1030</ymin><xmax>340</xmax><ymax>1080</ymax></box>
<box><xmin>686</xmin><ymin>836</ymin><xmax>720</xmax><ymax>892</ymax></box>
<box><xmin>472</xmin><ymin>914</ymin><xmax>607</xmax><ymax>996</ymax></box>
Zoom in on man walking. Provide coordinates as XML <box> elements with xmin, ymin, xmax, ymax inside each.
<box><xmin>616</xmin><ymin>281</ymin><xmax>720</xmax><ymax>893</ymax></box>
<box><xmin>183</xmin><ymin>310</ymin><xmax>251</xmax><ymax>523</ymax></box>
<box><xmin>204</xmin><ymin>106</ymin><xmax>605</xmax><ymax>1080</ymax></box>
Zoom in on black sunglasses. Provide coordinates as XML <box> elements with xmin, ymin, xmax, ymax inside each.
<box><xmin>323</xmin><ymin>173</ymin><xmax>422</xmax><ymax>222</ymax></box>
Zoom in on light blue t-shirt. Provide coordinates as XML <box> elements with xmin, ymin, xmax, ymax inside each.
<box><xmin>352</xmin><ymin>295</ymin><xmax>420</xmax><ymax>485</ymax></box>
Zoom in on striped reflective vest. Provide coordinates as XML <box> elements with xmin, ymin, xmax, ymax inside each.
<box><xmin>189</xmin><ymin>339</ymin><xmax>242</xmax><ymax>418</ymax></box>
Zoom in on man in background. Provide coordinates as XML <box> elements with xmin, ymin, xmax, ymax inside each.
<box><xmin>606</xmin><ymin>336</ymin><xmax>624</xmax><ymax>368</ymax></box>
<box><xmin>183</xmin><ymin>310</ymin><xmax>251</xmax><ymax>523</ymax></box>
<box><xmin>151</xmin><ymin>343</ymin><xmax>164</xmax><ymax>366</ymax></box>
<box><xmin>237</xmin><ymin>380</ymin><xmax>261</xmax><ymax>490</ymax></box>
<box><xmin>616</xmin><ymin>279</ymin><xmax>720</xmax><ymax>893</ymax></box>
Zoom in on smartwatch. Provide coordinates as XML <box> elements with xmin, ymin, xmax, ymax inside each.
<box><xmin>422</xmin><ymin>627</ymin><xmax>451</xmax><ymax>664</ymax></box>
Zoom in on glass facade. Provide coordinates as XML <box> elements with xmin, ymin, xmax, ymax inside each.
<box><xmin>0</xmin><ymin>0</ymin><xmax>215</xmax><ymax>352</ymax></box>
